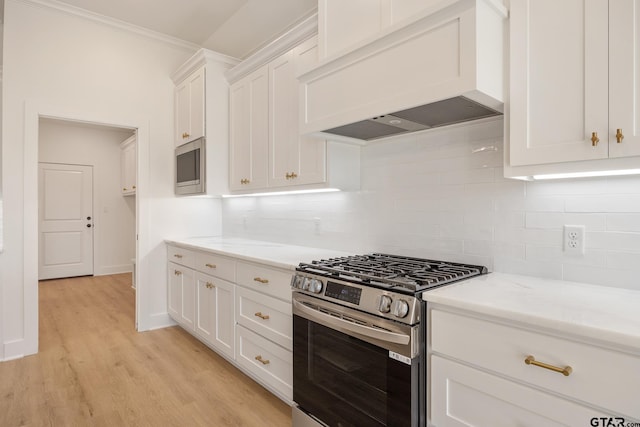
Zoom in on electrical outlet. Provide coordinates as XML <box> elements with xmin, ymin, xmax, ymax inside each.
<box><xmin>563</xmin><ymin>225</ymin><xmax>585</xmax><ymax>255</ymax></box>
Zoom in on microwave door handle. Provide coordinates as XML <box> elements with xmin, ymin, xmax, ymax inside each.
<box><xmin>293</xmin><ymin>299</ymin><xmax>410</xmax><ymax>345</ymax></box>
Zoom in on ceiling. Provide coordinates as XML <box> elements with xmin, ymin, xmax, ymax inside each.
<box><xmin>45</xmin><ymin>0</ymin><xmax>317</xmax><ymax>59</ymax></box>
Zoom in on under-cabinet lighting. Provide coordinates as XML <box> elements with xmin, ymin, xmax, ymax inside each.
<box><xmin>222</xmin><ymin>188</ymin><xmax>340</xmax><ymax>198</ymax></box>
<box><xmin>531</xmin><ymin>169</ymin><xmax>640</xmax><ymax>180</ymax></box>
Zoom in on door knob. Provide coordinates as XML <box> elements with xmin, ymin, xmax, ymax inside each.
<box><xmin>86</xmin><ymin>224</ymin><xmax>92</xmax><ymax>228</ymax></box>
<box><xmin>87</xmin><ymin>216</ymin><xmax>91</xmax><ymax>220</ymax></box>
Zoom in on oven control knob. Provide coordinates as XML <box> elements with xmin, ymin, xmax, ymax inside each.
<box><xmin>301</xmin><ymin>278</ymin><xmax>311</xmax><ymax>291</ymax></box>
<box><xmin>391</xmin><ymin>300</ymin><xmax>410</xmax><ymax>318</ymax></box>
<box><xmin>309</xmin><ymin>279</ymin><xmax>323</xmax><ymax>294</ymax></box>
<box><xmin>378</xmin><ymin>295</ymin><xmax>392</xmax><ymax>313</ymax></box>
<box><xmin>292</xmin><ymin>275</ymin><xmax>304</xmax><ymax>289</ymax></box>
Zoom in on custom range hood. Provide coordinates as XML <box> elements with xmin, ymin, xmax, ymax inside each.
<box><xmin>298</xmin><ymin>0</ymin><xmax>508</xmax><ymax>143</ymax></box>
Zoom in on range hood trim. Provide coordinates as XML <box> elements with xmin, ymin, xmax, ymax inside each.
<box><xmin>298</xmin><ymin>0</ymin><xmax>507</xmax><ymax>143</ymax></box>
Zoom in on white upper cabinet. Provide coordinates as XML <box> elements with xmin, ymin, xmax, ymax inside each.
<box><xmin>269</xmin><ymin>36</ymin><xmax>326</xmax><ymax>188</ymax></box>
<box><xmin>172</xmin><ymin>49</ymin><xmax>239</xmax><ymax>195</ymax></box>
<box><xmin>229</xmin><ymin>65</ymin><xmax>270</xmax><ymax>191</ymax></box>
<box><xmin>609</xmin><ymin>0</ymin><xmax>640</xmax><ymax>159</ymax></box>
<box><xmin>120</xmin><ymin>135</ymin><xmax>136</xmax><ymax>196</ymax></box>
<box><xmin>175</xmin><ymin>67</ymin><xmax>205</xmax><ymax>147</ymax></box>
<box><xmin>506</xmin><ymin>0</ymin><xmax>640</xmax><ymax>178</ymax></box>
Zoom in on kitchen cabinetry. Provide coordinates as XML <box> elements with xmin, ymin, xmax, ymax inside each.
<box><xmin>120</xmin><ymin>135</ymin><xmax>136</xmax><ymax>196</ymax></box>
<box><xmin>166</xmin><ymin>243</ymin><xmax>294</xmax><ymax>402</ymax></box>
<box><xmin>506</xmin><ymin>0</ymin><xmax>640</xmax><ymax>179</ymax></box>
<box><xmin>172</xmin><ymin>49</ymin><xmax>239</xmax><ymax>195</ymax></box>
<box><xmin>175</xmin><ymin>67</ymin><xmax>205</xmax><ymax>147</ymax></box>
<box><xmin>227</xmin><ymin>29</ymin><xmax>360</xmax><ymax>194</ymax></box>
<box><xmin>429</xmin><ymin>306</ymin><xmax>640</xmax><ymax>425</ymax></box>
<box><xmin>229</xmin><ymin>65</ymin><xmax>269</xmax><ymax>191</ymax></box>
<box><xmin>234</xmin><ymin>260</ymin><xmax>293</xmax><ymax>401</ymax></box>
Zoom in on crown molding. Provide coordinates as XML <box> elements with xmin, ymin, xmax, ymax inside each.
<box><xmin>171</xmin><ymin>49</ymin><xmax>240</xmax><ymax>84</ymax></box>
<box><xmin>11</xmin><ymin>0</ymin><xmax>201</xmax><ymax>51</ymax></box>
<box><xmin>225</xmin><ymin>13</ymin><xmax>318</xmax><ymax>84</ymax></box>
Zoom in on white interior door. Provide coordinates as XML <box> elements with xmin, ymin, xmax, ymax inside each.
<box><xmin>39</xmin><ymin>163</ymin><xmax>94</xmax><ymax>280</ymax></box>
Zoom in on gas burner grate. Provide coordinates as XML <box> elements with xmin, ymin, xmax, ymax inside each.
<box><xmin>299</xmin><ymin>253</ymin><xmax>487</xmax><ymax>293</ymax></box>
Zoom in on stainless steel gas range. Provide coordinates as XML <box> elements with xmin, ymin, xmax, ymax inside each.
<box><xmin>290</xmin><ymin>253</ymin><xmax>487</xmax><ymax>427</ymax></box>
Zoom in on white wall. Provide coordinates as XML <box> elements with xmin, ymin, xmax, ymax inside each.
<box><xmin>38</xmin><ymin>119</ymin><xmax>136</xmax><ymax>276</ymax></box>
<box><xmin>223</xmin><ymin>119</ymin><xmax>640</xmax><ymax>290</ymax></box>
<box><xmin>0</xmin><ymin>0</ymin><xmax>223</xmax><ymax>360</ymax></box>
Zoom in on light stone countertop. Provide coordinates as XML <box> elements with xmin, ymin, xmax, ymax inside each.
<box><xmin>165</xmin><ymin>236</ymin><xmax>354</xmax><ymax>271</ymax></box>
<box><xmin>422</xmin><ymin>272</ymin><xmax>640</xmax><ymax>353</ymax></box>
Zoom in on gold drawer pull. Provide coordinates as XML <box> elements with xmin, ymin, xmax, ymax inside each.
<box><xmin>173</xmin><ymin>254</ymin><xmax>183</xmax><ymax>259</ymax></box>
<box><xmin>174</xmin><ymin>270</ymin><xmax>182</xmax><ymax>276</ymax></box>
<box><xmin>253</xmin><ymin>277</ymin><xmax>269</xmax><ymax>284</ymax></box>
<box><xmin>206</xmin><ymin>282</ymin><xmax>214</xmax><ymax>289</ymax></box>
<box><xmin>255</xmin><ymin>355</ymin><xmax>270</xmax><ymax>365</ymax></box>
<box><xmin>254</xmin><ymin>312</ymin><xmax>270</xmax><ymax>320</ymax></box>
<box><xmin>616</xmin><ymin>128</ymin><xmax>624</xmax><ymax>143</ymax></box>
<box><xmin>525</xmin><ymin>355</ymin><xmax>572</xmax><ymax>377</ymax></box>
<box><xmin>205</xmin><ymin>263</ymin><xmax>216</xmax><ymax>269</ymax></box>
<box><xmin>591</xmin><ymin>132</ymin><xmax>600</xmax><ymax>147</ymax></box>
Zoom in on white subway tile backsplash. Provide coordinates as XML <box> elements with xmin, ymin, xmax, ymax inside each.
<box><xmin>222</xmin><ymin>120</ymin><xmax>640</xmax><ymax>291</ymax></box>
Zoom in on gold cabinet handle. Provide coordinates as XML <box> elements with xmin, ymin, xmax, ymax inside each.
<box><xmin>240</xmin><ymin>178</ymin><xmax>250</xmax><ymax>185</ymax></box>
<box><xmin>591</xmin><ymin>132</ymin><xmax>600</xmax><ymax>147</ymax></box>
<box><xmin>525</xmin><ymin>355</ymin><xmax>572</xmax><ymax>377</ymax></box>
<box><xmin>173</xmin><ymin>254</ymin><xmax>183</xmax><ymax>259</ymax></box>
<box><xmin>291</xmin><ymin>172</ymin><xmax>297</xmax><ymax>179</ymax></box>
<box><xmin>205</xmin><ymin>263</ymin><xmax>216</xmax><ymax>269</ymax></box>
<box><xmin>255</xmin><ymin>355</ymin><xmax>270</xmax><ymax>365</ymax></box>
<box><xmin>206</xmin><ymin>282</ymin><xmax>214</xmax><ymax>289</ymax></box>
<box><xmin>174</xmin><ymin>270</ymin><xmax>182</xmax><ymax>276</ymax></box>
<box><xmin>285</xmin><ymin>173</ymin><xmax>291</xmax><ymax>179</ymax></box>
<box><xmin>132</xmin><ymin>185</ymin><xmax>136</xmax><ymax>189</ymax></box>
<box><xmin>616</xmin><ymin>128</ymin><xmax>624</xmax><ymax>143</ymax></box>
<box><xmin>285</xmin><ymin>172</ymin><xmax>298</xmax><ymax>180</ymax></box>
<box><xmin>182</xmin><ymin>132</ymin><xmax>190</xmax><ymax>139</ymax></box>
<box><xmin>254</xmin><ymin>312</ymin><xmax>270</xmax><ymax>320</ymax></box>
<box><xmin>253</xmin><ymin>277</ymin><xmax>269</xmax><ymax>284</ymax></box>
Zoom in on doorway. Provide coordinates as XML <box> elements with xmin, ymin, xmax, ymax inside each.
<box><xmin>37</xmin><ymin>118</ymin><xmax>136</xmax><ymax>283</ymax></box>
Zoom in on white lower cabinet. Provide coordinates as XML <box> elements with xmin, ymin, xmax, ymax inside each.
<box><xmin>429</xmin><ymin>306</ymin><xmax>640</xmax><ymax>425</ymax></box>
<box><xmin>236</xmin><ymin>324</ymin><xmax>293</xmax><ymax>401</ymax></box>
<box><xmin>167</xmin><ymin>244</ymin><xmax>293</xmax><ymax>403</ymax></box>
<box><xmin>167</xmin><ymin>261</ymin><xmax>196</xmax><ymax>331</ymax></box>
<box><xmin>195</xmin><ymin>272</ymin><xmax>235</xmax><ymax>360</ymax></box>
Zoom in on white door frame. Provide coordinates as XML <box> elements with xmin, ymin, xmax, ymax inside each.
<box><xmin>23</xmin><ymin>102</ymin><xmax>151</xmax><ymax>356</ymax></box>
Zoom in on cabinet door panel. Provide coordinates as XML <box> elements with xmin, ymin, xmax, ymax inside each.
<box><xmin>196</xmin><ymin>272</ymin><xmax>235</xmax><ymax>359</ymax></box>
<box><xmin>510</xmin><ymin>0</ymin><xmax>609</xmax><ymax>166</ymax></box>
<box><xmin>609</xmin><ymin>0</ymin><xmax>640</xmax><ymax>158</ymax></box>
<box><xmin>188</xmin><ymin>68</ymin><xmax>205</xmax><ymax>143</ymax></box>
<box><xmin>175</xmin><ymin>81</ymin><xmax>190</xmax><ymax>146</ymax></box>
<box><xmin>229</xmin><ymin>66</ymin><xmax>269</xmax><ymax>191</ymax></box>
<box><xmin>431</xmin><ymin>356</ymin><xmax>607</xmax><ymax>427</ymax></box>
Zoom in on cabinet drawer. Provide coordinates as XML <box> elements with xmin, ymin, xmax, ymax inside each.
<box><xmin>194</xmin><ymin>251</ymin><xmax>236</xmax><ymax>282</ymax></box>
<box><xmin>431</xmin><ymin>308</ymin><xmax>640</xmax><ymax>419</ymax></box>
<box><xmin>236</xmin><ymin>286</ymin><xmax>292</xmax><ymax>350</ymax></box>
<box><xmin>431</xmin><ymin>355</ymin><xmax>607</xmax><ymax>427</ymax></box>
<box><xmin>167</xmin><ymin>245</ymin><xmax>196</xmax><ymax>269</ymax></box>
<box><xmin>236</xmin><ymin>261</ymin><xmax>292</xmax><ymax>301</ymax></box>
<box><xmin>236</xmin><ymin>325</ymin><xmax>292</xmax><ymax>402</ymax></box>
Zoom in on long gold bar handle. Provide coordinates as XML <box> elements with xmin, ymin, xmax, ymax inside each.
<box><xmin>591</xmin><ymin>132</ymin><xmax>600</xmax><ymax>147</ymax></box>
<box><xmin>525</xmin><ymin>355</ymin><xmax>572</xmax><ymax>376</ymax></box>
<box><xmin>254</xmin><ymin>312</ymin><xmax>270</xmax><ymax>320</ymax></box>
<box><xmin>255</xmin><ymin>355</ymin><xmax>270</xmax><ymax>365</ymax></box>
<box><xmin>205</xmin><ymin>263</ymin><xmax>216</xmax><ymax>269</ymax></box>
<box><xmin>616</xmin><ymin>128</ymin><xmax>624</xmax><ymax>143</ymax></box>
<box><xmin>253</xmin><ymin>277</ymin><xmax>269</xmax><ymax>284</ymax></box>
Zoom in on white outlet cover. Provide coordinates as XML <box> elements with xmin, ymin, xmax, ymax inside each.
<box><xmin>564</xmin><ymin>225</ymin><xmax>585</xmax><ymax>255</ymax></box>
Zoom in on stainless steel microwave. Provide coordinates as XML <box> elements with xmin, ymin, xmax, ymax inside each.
<box><xmin>175</xmin><ymin>137</ymin><xmax>205</xmax><ymax>195</ymax></box>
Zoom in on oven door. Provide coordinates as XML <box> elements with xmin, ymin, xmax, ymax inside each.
<box><xmin>293</xmin><ymin>293</ymin><xmax>423</xmax><ymax>427</ymax></box>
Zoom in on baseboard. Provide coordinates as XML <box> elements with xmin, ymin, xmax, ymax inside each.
<box><xmin>95</xmin><ymin>264</ymin><xmax>133</xmax><ymax>276</ymax></box>
<box><xmin>3</xmin><ymin>339</ymin><xmax>25</xmax><ymax>361</ymax></box>
<box><xmin>139</xmin><ymin>312</ymin><xmax>176</xmax><ymax>332</ymax></box>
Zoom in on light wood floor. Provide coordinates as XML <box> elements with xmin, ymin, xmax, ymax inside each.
<box><xmin>0</xmin><ymin>274</ymin><xmax>292</xmax><ymax>426</ymax></box>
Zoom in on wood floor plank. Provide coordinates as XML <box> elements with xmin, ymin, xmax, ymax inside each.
<box><xmin>0</xmin><ymin>274</ymin><xmax>292</xmax><ymax>426</ymax></box>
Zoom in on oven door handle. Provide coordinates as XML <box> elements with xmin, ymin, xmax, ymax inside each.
<box><xmin>293</xmin><ymin>299</ymin><xmax>410</xmax><ymax>345</ymax></box>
